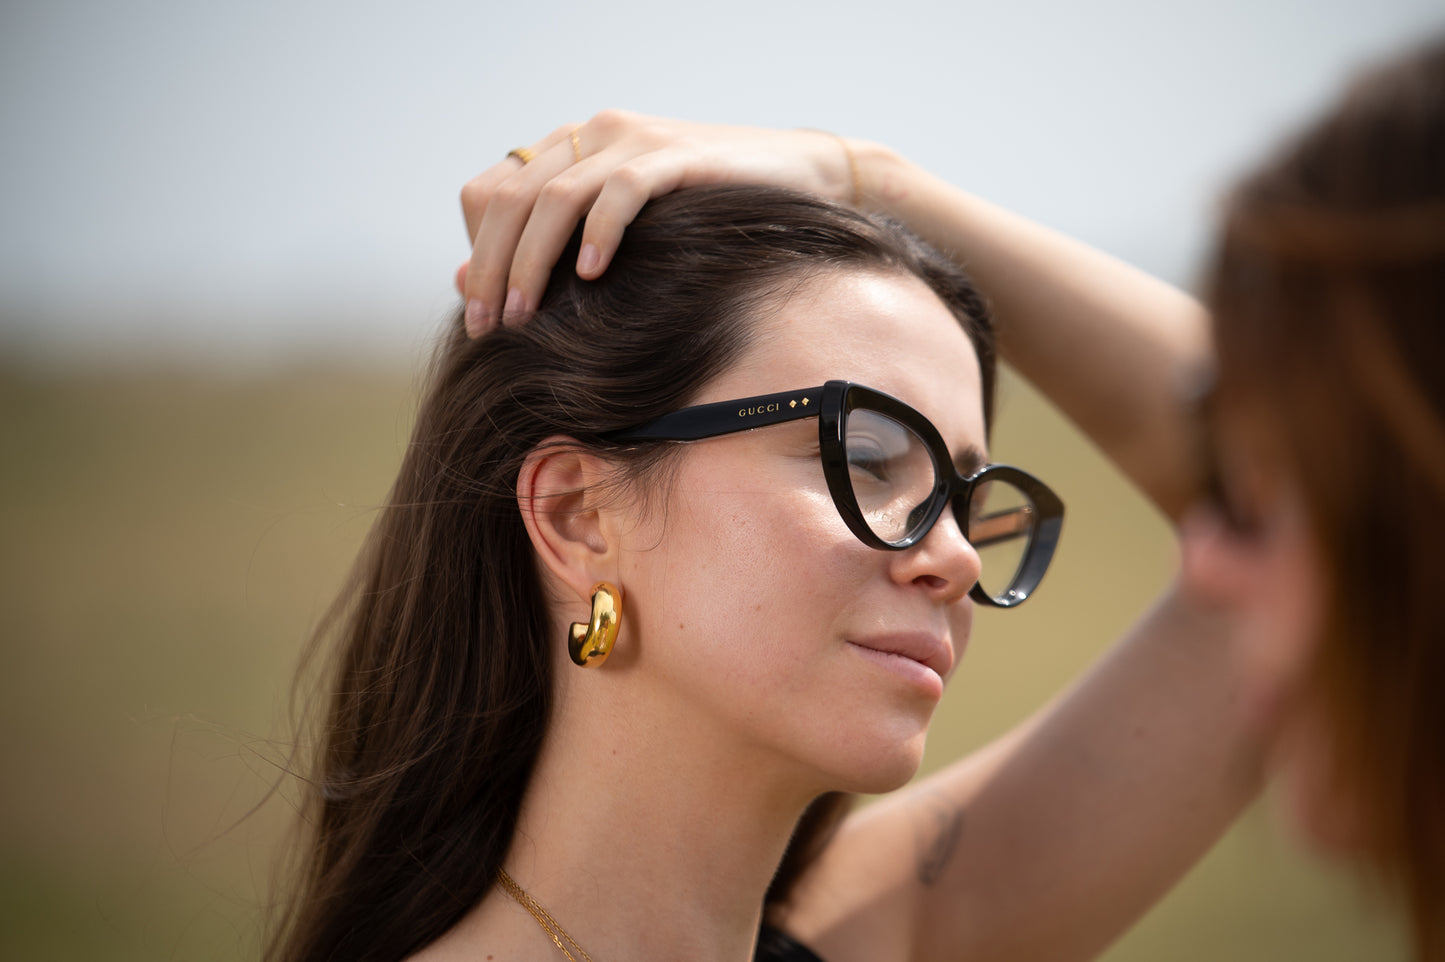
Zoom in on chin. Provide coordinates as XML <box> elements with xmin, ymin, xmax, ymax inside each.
<box><xmin>823</xmin><ymin>732</ymin><xmax>930</xmax><ymax>796</ymax></box>
<box><xmin>1278</xmin><ymin>764</ymin><xmax>1369</xmax><ymax>859</ymax></box>
<box><xmin>1272</xmin><ymin>714</ymin><xmax>1370</xmax><ymax>859</ymax></box>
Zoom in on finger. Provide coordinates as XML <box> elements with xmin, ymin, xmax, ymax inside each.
<box><xmin>463</xmin><ymin>138</ymin><xmax>580</xmax><ymax>334</ymax></box>
<box><xmin>506</xmin><ymin>146</ymin><xmax>695</xmax><ymax>312</ymax></box>
<box><xmin>489</xmin><ymin>128</ymin><xmax>658</xmax><ymax>328</ymax></box>
<box><xmin>460</xmin><ymin>124</ymin><xmax>576</xmax><ymax>247</ymax></box>
<box><xmin>504</xmin><ymin>163</ymin><xmax>617</xmax><ymax>319</ymax></box>
<box><xmin>460</xmin><ymin>162</ymin><xmax>520</xmax><ymax>248</ymax></box>
<box><xmin>575</xmin><ymin>151</ymin><xmax>691</xmax><ymax>279</ymax></box>
<box><xmin>502</xmin><ymin>128</ymin><xmax>683</xmax><ymax>314</ymax></box>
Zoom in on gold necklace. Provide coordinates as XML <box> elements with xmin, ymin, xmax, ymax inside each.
<box><xmin>496</xmin><ymin>868</ymin><xmax>597</xmax><ymax>962</ymax></box>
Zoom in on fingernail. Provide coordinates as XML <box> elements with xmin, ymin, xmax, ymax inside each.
<box><xmin>504</xmin><ymin>287</ymin><xmax>525</xmax><ymax>319</ymax></box>
<box><xmin>577</xmin><ymin>243</ymin><xmax>600</xmax><ymax>276</ymax></box>
<box><xmin>465</xmin><ymin>298</ymin><xmax>484</xmax><ymax>336</ymax></box>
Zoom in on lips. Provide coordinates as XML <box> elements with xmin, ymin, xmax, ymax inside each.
<box><xmin>847</xmin><ymin>631</ymin><xmax>955</xmax><ymax>682</ymax></box>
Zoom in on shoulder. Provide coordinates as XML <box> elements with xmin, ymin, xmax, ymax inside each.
<box><xmin>766</xmin><ymin>790</ymin><xmax>941</xmax><ymax>962</ymax></box>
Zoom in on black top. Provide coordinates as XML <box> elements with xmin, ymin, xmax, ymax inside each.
<box><xmin>755</xmin><ymin>925</ymin><xmax>827</xmax><ymax>962</ymax></box>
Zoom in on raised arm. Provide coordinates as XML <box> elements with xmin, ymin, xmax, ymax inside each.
<box><xmin>778</xmin><ymin>584</ymin><xmax>1264</xmax><ymax>962</ymax></box>
<box><xmin>459</xmin><ymin>114</ymin><xmax>1211</xmax><ymax>517</ymax></box>
<box><xmin>457</xmin><ymin>116</ymin><xmax>1259</xmax><ymax>962</ymax></box>
<box><xmin>848</xmin><ymin>143</ymin><xmax>1212</xmax><ymax>519</ymax></box>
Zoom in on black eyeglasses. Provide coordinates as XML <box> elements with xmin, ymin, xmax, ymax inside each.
<box><xmin>609</xmin><ymin>381</ymin><xmax>1064</xmax><ymax>608</ymax></box>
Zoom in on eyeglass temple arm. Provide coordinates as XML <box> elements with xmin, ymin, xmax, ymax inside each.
<box><xmin>607</xmin><ymin>386</ymin><xmax>829</xmax><ymax>442</ymax></box>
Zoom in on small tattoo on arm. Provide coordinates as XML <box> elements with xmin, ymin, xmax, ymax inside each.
<box><xmin>914</xmin><ymin>793</ymin><xmax>964</xmax><ymax>887</ymax></box>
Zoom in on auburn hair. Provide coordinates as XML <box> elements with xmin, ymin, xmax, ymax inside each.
<box><xmin>1205</xmin><ymin>37</ymin><xmax>1445</xmax><ymax>959</ymax></box>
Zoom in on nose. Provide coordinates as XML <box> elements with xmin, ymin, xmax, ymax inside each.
<box><xmin>889</xmin><ymin>503</ymin><xmax>982</xmax><ymax>604</ymax></box>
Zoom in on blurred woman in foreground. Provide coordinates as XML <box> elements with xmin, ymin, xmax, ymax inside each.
<box><xmin>457</xmin><ymin>37</ymin><xmax>1445</xmax><ymax>958</ymax></box>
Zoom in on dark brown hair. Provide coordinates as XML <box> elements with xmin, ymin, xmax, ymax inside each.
<box><xmin>267</xmin><ymin>185</ymin><xmax>996</xmax><ymax>962</ymax></box>
<box><xmin>1205</xmin><ymin>37</ymin><xmax>1445</xmax><ymax>958</ymax></box>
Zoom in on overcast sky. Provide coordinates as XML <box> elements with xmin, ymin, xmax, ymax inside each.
<box><xmin>1</xmin><ymin>0</ymin><xmax>1441</xmax><ymax>364</ymax></box>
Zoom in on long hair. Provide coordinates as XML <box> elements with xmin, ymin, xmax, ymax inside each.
<box><xmin>1205</xmin><ymin>37</ymin><xmax>1445</xmax><ymax>958</ymax></box>
<box><xmin>267</xmin><ymin>185</ymin><xmax>997</xmax><ymax>962</ymax></box>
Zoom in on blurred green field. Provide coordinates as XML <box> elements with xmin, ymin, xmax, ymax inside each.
<box><xmin>0</xmin><ymin>359</ymin><xmax>1406</xmax><ymax>961</ymax></box>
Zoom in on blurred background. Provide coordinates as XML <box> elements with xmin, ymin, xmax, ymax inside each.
<box><xmin>3</xmin><ymin>1</ymin><xmax>1440</xmax><ymax>959</ymax></box>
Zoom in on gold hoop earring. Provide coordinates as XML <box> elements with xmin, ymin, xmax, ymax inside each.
<box><xmin>568</xmin><ymin>582</ymin><xmax>621</xmax><ymax>667</ymax></box>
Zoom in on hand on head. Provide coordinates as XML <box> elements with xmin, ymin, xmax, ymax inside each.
<box><xmin>456</xmin><ymin>112</ymin><xmax>862</xmax><ymax>336</ymax></box>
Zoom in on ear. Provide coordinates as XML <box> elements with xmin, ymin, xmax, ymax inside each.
<box><xmin>517</xmin><ymin>438</ymin><xmax>621</xmax><ymax>603</ymax></box>
<box><xmin>1179</xmin><ymin>506</ymin><xmax>1262</xmax><ymax>608</ymax></box>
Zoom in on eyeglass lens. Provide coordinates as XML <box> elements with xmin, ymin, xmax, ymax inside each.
<box><xmin>844</xmin><ymin>408</ymin><xmax>1040</xmax><ymax>604</ymax></box>
<box><xmin>843</xmin><ymin>409</ymin><xmax>937</xmax><ymax>543</ymax></box>
<box><xmin>964</xmin><ymin>480</ymin><xmax>1035</xmax><ymax>603</ymax></box>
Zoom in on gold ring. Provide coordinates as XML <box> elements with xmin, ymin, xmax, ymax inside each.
<box><xmin>507</xmin><ymin>146</ymin><xmax>536</xmax><ymax>165</ymax></box>
<box><xmin>569</xmin><ymin>126</ymin><xmax>582</xmax><ymax>164</ymax></box>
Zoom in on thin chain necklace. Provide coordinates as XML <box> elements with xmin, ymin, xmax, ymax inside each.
<box><xmin>496</xmin><ymin>868</ymin><xmax>597</xmax><ymax>962</ymax></box>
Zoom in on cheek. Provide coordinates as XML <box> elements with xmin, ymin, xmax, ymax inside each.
<box><xmin>1182</xmin><ymin>504</ymin><xmax>1371</xmax><ymax>857</ymax></box>
<box><xmin>1274</xmin><ymin>709</ymin><xmax>1370</xmax><ymax>857</ymax></box>
<box><xmin>614</xmin><ymin>454</ymin><xmax>956</xmax><ymax>792</ymax></box>
<box><xmin>619</xmin><ymin>462</ymin><xmax>860</xmax><ymax>677</ymax></box>
<box><xmin>1180</xmin><ymin>504</ymin><xmax>1325</xmax><ymax>728</ymax></box>
<box><xmin>944</xmin><ymin>602</ymin><xmax>974</xmax><ymax>681</ymax></box>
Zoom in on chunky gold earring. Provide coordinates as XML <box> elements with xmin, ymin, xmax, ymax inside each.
<box><xmin>568</xmin><ymin>582</ymin><xmax>621</xmax><ymax>667</ymax></box>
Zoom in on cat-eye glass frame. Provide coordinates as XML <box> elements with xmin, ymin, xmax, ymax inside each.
<box><xmin>608</xmin><ymin>380</ymin><xmax>1064</xmax><ymax>607</ymax></box>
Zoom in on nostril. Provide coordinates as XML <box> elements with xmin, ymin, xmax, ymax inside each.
<box><xmin>914</xmin><ymin>574</ymin><xmax>948</xmax><ymax>591</ymax></box>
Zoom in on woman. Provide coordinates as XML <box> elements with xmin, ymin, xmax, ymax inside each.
<box><xmin>1183</xmin><ymin>37</ymin><xmax>1445</xmax><ymax>952</ymax></box>
<box><xmin>455</xmin><ymin>36</ymin><xmax>1445</xmax><ymax>959</ymax></box>
<box><xmin>270</xmin><ymin>185</ymin><xmax>1260</xmax><ymax>962</ymax></box>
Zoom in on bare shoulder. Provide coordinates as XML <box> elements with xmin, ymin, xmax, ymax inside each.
<box><xmin>773</xmin><ymin>783</ymin><xmax>973</xmax><ymax>962</ymax></box>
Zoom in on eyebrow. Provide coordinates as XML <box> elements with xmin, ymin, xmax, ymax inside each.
<box><xmin>955</xmin><ymin>445</ymin><xmax>988</xmax><ymax>476</ymax></box>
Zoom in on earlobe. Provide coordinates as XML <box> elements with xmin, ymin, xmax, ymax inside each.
<box><xmin>517</xmin><ymin>439</ymin><xmax>618</xmax><ymax>600</ymax></box>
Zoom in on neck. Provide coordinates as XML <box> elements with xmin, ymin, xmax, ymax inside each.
<box><xmin>483</xmin><ymin>668</ymin><xmax>825</xmax><ymax>962</ymax></box>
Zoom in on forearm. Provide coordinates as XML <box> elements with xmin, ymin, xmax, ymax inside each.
<box><xmin>916</xmin><ymin>585</ymin><xmax>1263</xmax><ymax>962</ymax></box>
<box><xmin>851</xmin><ymin>140</ymin><xmax>1213</xmax><ymax>520</ymax></box>
<box><xmin>460</xmin><ymin>116</ymin><xmax>1213</xmax><ymax>519</ymax></box>
<box><xmin>782</xmin><ymin>585</ymin><xmax>1264</xmax><ymax>962</ymax></box>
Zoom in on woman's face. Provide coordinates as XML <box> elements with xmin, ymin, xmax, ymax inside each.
<box><xmin>1181</xmin><ymin>411</ymin><xmax>1360</xmax><ymax>852</ymax></box>
<box><xmin>1183</xmin><ymin>412</ymin><xmax>1324</xmax><ymax>722</ymax></box>
<box><xmin>612</xmin><ymin>268</ymin><xmax>988</xmax><ymax>796</ymax></box>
